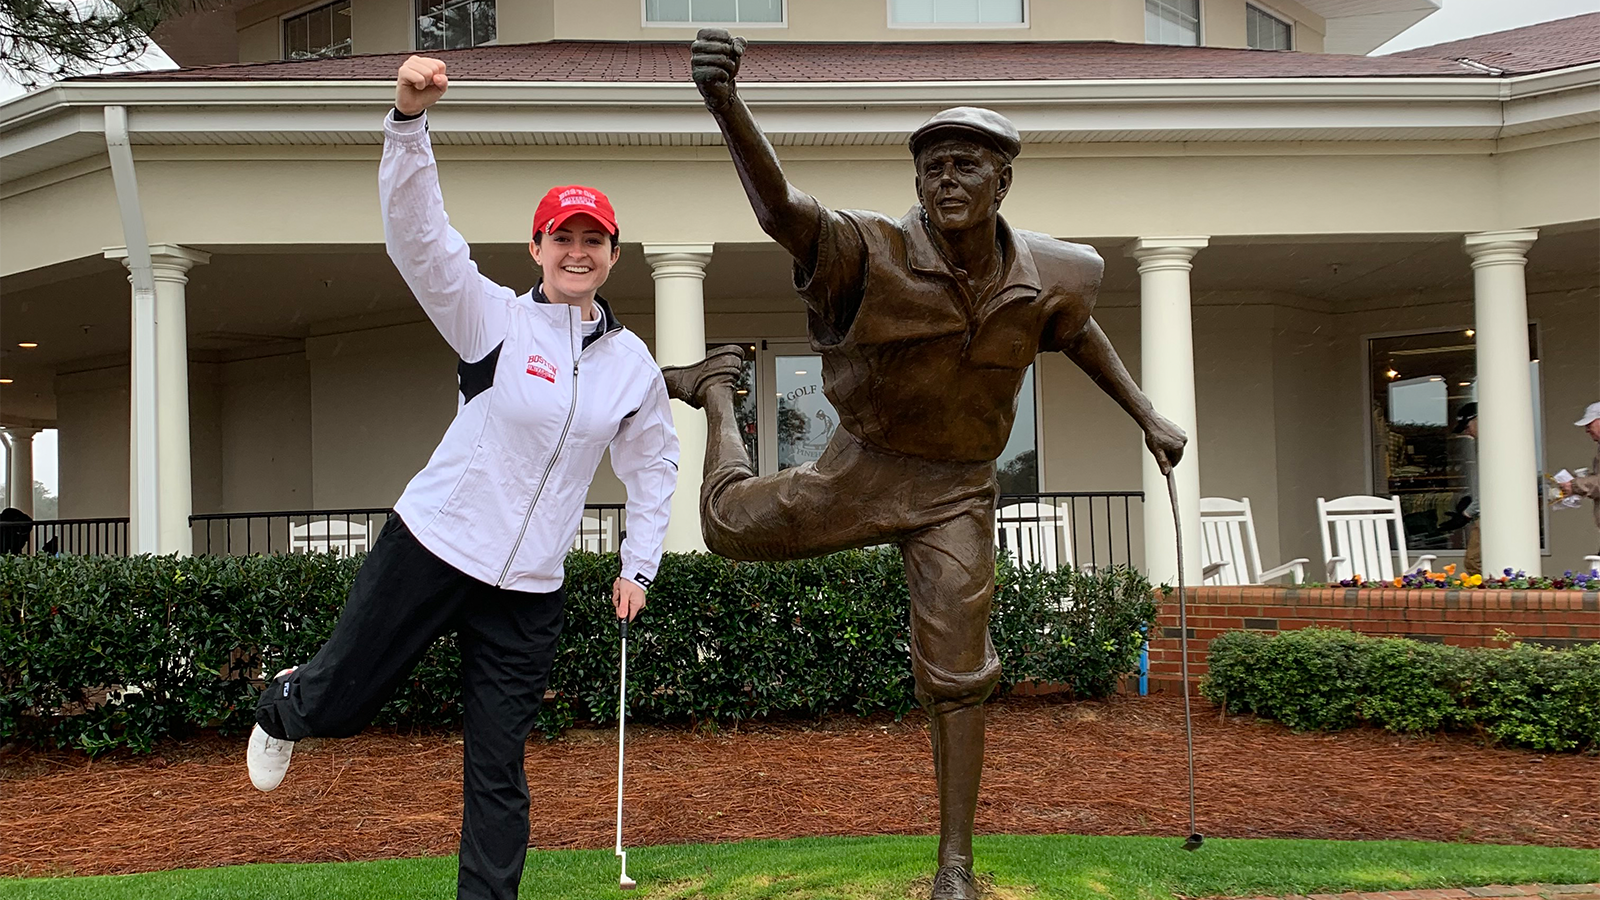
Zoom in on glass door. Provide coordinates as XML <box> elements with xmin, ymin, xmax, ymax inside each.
<box><xmin>757</xmin><ymin>341</ymin><xmax>840</xmax><ymax>475</ymax></box>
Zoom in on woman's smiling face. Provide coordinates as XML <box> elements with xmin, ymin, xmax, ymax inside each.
<box><xmin>530</xmin><ymin>213</ymin><xmax>620</xmax><ymax>303</ymax></box>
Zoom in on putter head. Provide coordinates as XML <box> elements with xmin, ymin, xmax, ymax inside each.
<box><xmin>618</xmin><ymin>849</ymin><xmax>636</xmax><ymax>890</ymax></box>
<box><xmin>1182</xmin><ymin>832</ymin><xmax>1204</xmax><ymax>852</ymax></box>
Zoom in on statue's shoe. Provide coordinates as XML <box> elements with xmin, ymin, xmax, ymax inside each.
<box><xmin>661</xmin><ymin>344</ymin><xmax>747</xmax><ymax>409</ymax></box>
<box><xmin>930</xmin><ymin>865</ymin><xmax>979</xmax><ymax>900</ymax></box>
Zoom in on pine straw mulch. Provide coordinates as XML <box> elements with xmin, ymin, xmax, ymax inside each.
<box><xmin>2</xmin><ymin>694</ymin><xmax>1596</xmax><ymax>878</ymax></box>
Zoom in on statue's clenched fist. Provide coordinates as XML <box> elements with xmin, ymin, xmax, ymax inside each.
<box><xmin>396</xmin><ymin>55</ymin><xmax>448</xmax><ymax>116</ymax></box>
<box><xmin>691</xmin><ymin>28</ymin><xmax>745</xmax><ymax>108</ymax></box>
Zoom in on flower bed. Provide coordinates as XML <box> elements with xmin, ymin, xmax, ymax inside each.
<box><xmin>1329</xmin><ymin>564</ymin><xmax>1600</xmax><ymax>591</ymax></box>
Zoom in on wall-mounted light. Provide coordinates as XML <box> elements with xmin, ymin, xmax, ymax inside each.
<box><xmin>1464</xmin><ymin>329</ymin><xmax>1475</xmax><ymax>337</ymax></box>
<box><xmin>16</xmin><ymin>342</ymin><xmax>38</xmax><ymax>349</ymax></box>
<box><xmin>1385</xmin><ymin>369</ymin><xmax>1400</xmax><ymax>380</ymax></box>
<box><xmin>0</xmin><ymin>378</ymin><xmax>11</xmax><ymax>385</ymax></box>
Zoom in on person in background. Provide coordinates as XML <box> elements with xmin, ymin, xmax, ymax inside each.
<box><xmin>1560</xmin><ymin>401</ymin><xmax>1600</xmax><ymax>565</ymax></box>
<box><xmin>1454</xmin><ymin>402</ymin><xmax>1481</xmax><ymax>575</ymax></box>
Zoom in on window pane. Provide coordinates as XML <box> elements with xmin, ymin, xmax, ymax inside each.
<box><xmin>775</xmin><ymin>355</ymin><xmax>838</xmax><ymax>470</ymax></box>
<box><xmin>471</xmin><ymin>0</ymin><xmax>496</xmax><ymax>45</ymax></box>
<box><xmin>308</xmin><ymin>5</ymin><xmax>332</xmax><ymax>54</ymax></box>
<box><xmin>332</xmin><ymin>1</ymin><xmax>352</xmax><ymax>54</ymax></box>
<box><xmin>1247</xmin><ymin>6</ymin><xmax>1291</xmax><ymax>50</ymax></box>
<box><xmin>892</xmin><ymin>0</ymin><xmax>935</xmax><ymax>23</ymax></box>
<box><xmin>714</xmin><ymin>343</ymin><xmax>760</xmax><ymax>464</ymax></box>
<box><xmin>692</xmin><ymin>0</ymin><xmax>739</xmax><ymax>21</ymax></box>
<box><xmin>738</xmin><ymin>0</ymin><xmax>782</xmax><ymax>22</ymax></box>
<box><xmin>977</xmin><ymin>0</ymin><xmax>1023</xmax><ymax>22</ymax></box>
<box><xmin>443</xmin><ymin>1</ymin><xmax>472</xmax><ymax>49</ymax></box>
<box><xmin>646</xmin><ymin>0</ymin><xmax>691</xmax><ymax>21</ymax></box>
<box><xmin>996</xmin><ymin>365</ymin><xmax>1037</xmax><ymax>494</ymax></box>
<box><xmin>285</xmin><ymin>14</ymin><xmax>309</xmax><ymax>58</ymax></box>
<box><xmin>1146</xmin><ymin>0</ymin><xmax>1197</xmax><ymax>45</ymax></box>
<box><xmin>417</xmin><ymin>12</ymin><xmax>442</xmax><ymax>50</ymax></box>
<box><xmin>933</xmin><ymin>0</ymin><xmax>979</xmax><ymax>23</ymax></box>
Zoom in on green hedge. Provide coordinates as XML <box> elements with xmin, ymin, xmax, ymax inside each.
<box><xmin>0</xmin><ymin>549</ymin><xmax>1156</xmax><ymax>755</ymax></box>
<box><xmin>1200</xmin><ymin>627</ymin><xmax>1600</xmax><ymax>752</ymax></box>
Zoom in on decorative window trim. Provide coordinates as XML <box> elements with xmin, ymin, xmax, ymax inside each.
<box><xmin>1245</xmin><ymin>2</ymin><xmax>1294</xmax><ymax>51</ymax></box>
<box><xmin>640</xmin><ymin>0</ymin><xmax>789</xmax><ymax>28</ymax></box>
<box><xmin>885</xmin><ymin>0</ymin><xmax>1030</xmax><ymax>29</ymax></box>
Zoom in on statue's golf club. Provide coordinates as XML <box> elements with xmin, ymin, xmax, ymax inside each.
<box><xmin>615</xmin><ymin>616</ymin><xmax>637</xmax><ymax>890</ymax></box>
<box><xmin>1167</xmin><ymin>469</ymin><xmax>1203</xmax><ymax>852</ymax></box>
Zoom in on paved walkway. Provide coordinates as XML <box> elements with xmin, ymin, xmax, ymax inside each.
<box><xmin>1236</xmin><ymin>885</ymin><xmax>1600</xmax><ymax>900</ymax></box>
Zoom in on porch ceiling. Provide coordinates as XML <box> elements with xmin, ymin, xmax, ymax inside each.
<box><xmin>1</xmin><ymin>223</ymin><xmax>1594</xmax><ymax>387</ymax></box>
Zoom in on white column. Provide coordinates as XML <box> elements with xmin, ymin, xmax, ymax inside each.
<box><xmin>106</xmin><ymin>244</ymin><xmax>209</xmax><ymax>555</ymax></box>
<box><xmin>2</xmin><ymin>428</ymin><xmax>40</xmax><ymax>516</ymax></box>
<box><xmin>1128</xmin><ymin>237</ymin><xmax>1208</xmax><ymax>586</ymax></box>
<box><xmin>1464</xmin><ymin>230</ymin><xmax>1541</xmax><ymax>577</ymax></box>
<box><xmin>643</xmin><ymin>243</ymin><xmax>714</xmax><ymax>553</ymax></box>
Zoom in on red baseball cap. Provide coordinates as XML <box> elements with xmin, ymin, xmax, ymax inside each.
<box><xmin>533</xmin><ymin>185</ymin><xmax>618</xmax><ymax>238</ymax></box>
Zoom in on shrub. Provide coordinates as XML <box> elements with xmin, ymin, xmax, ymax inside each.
<box><xmin>0</xmin><ymin>550</ymin><xmax>1155</xmax><ymax>754</ymax></box>
<box><xmin>1201</xmin><ymin>627</ymin><xmax>1600</xmax><ymax>752</ymax></box>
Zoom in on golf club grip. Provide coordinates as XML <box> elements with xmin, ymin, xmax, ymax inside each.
<box><xmin>619</xmin><ymin>617</ymin><xmax>629</xmax><ymax>639</ymax></box>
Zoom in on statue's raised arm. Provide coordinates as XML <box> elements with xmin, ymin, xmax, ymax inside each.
<box><xmin>691</xmin><ymin>29</ymin><xmax>824</xmax><ymax>264</ymax></box>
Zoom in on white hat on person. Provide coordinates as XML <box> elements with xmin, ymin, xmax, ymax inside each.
<box><xmin>1577</xmin><ymin>402</ymin><xmax>1600</xmax><ymax>427</ymax></box>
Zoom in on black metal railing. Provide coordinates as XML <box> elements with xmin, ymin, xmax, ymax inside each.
<box><xmin>0</xmin><ymin>517</ymin><xmax>130</xmax><ymax>556</ymax></box>
<box><xmin>189</xmin><ymin>508</ymin><xmax>394</xmax><ymax>557</ymax></box>
<box><xmin>189</xmin><ymin>505</ymin><xmax>630</xmax><ymax>557</ymax></box>
<box><xmin>995</xmin><ymin>491</ymin><xmax>1143</xmax><ymax>572</ymax></box>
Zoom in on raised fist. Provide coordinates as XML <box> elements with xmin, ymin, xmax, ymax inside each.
<box><xmin>396</xmin><ymin>55</ymin><xmax>448</xmax><ymax>116</ymax></box>
<box><xmin>691</xmin><ymin>28</ymin><xmax>745</xmax><ymax>109</ymax></box>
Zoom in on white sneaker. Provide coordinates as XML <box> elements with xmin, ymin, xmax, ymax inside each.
<box><xmin>248</xmin><ymin>666</ymin><xmax>298</xmax><ymax>792</ymax></box>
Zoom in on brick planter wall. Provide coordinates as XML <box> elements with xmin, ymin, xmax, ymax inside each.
<box><xmin>1145</xmin><ymin>585</ymin><xmax>1600</xmax><ymax>693</ymax></box>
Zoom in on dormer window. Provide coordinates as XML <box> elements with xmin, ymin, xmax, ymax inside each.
<box><xmin>1247</xmin><ymin>4</ymin><xmax>1293</xmax><ymax>50</ymax></box>
<box><xmin>644</xmin><ymin>0</ymin><xmax>784</xmax><ymax>25</ymax></box>
<box><xmin>283</xmin><ymin>0</ymin><xmax>352</xmax><ymax>60</ymax></box>
<box><xmin>889</xmin><ymin>0</ymin><xmax>1026</xmax><ymax>25</ymax></box>
<box><xmin>417</xmin><ymin>0</ymin><xmax>496</xmax><ymax>50</ymax></box>
<box><xmin>1145</xmin><ymin>0</ymin><xmax>1199</xmax><ymax>46</ymax></box>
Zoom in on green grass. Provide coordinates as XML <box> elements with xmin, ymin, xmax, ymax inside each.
<box><xmin>4</xmin><ymin>835</ymin><xmax>1597</xmax><ymax>900</ymax></box>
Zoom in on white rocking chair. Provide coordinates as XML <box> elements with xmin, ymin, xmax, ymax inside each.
<box><xmin>1199</xmin><ymin>497</ymin><xmax>1308</xmax><ymax>585</ymax></box>
<box><xmin>1316</xmin><ymin>495</ymin><xmax>1436</xmax><ymax>583</ymax></box>
<box><xmin>995</xmin><ymin>500</ymin><xmax>1077</xmax><ymax>572</ymax></box>
<box><xmin>290</xmin><ymin>519</ymin><xmax>369</xmax><ymax>556</ymax></box>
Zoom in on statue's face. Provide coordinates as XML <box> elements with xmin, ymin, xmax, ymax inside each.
<box><xmin>914</xmin><ymin>137</ymin><xmax>1012</xmax><ymax>233</ymax></box>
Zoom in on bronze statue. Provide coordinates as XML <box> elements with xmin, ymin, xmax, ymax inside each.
<box><xmin>665</xmin><ymin>30</ymin><xmax>1188</xmax><ymax>900</ymax></box>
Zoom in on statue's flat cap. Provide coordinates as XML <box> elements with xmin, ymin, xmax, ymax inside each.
<box><xmin>909</xmin><ymin>107</ymin><xmax>1022</xmax><ymax>160</ymax></box>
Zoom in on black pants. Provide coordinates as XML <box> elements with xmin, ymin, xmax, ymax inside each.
<box><xmin>255</xmin><ymin>515</ymin><xmax>565</xmax><ymax>900</ymax></box>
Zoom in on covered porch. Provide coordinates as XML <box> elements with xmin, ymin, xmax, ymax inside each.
<box><xmin>3</xmin><ymin>220</ymin><xmax>1595</xmax><ymax>575</ymax></box>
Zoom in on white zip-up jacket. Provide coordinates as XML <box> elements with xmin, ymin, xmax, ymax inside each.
<box><xmin>380</xmin><ymin>110</ymin><xmax>679</xmax><ymax>593</ymax></box>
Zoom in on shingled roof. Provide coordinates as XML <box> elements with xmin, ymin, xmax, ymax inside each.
<box><xmin>1391</xmin><ymin>12</ymin><xmax>1600</xmax><ymax>74</ymax></box>
<box><xmin>80</xmin><ymin>12</ymin><xmax>1600</xmax><ymax>85</ymax></box>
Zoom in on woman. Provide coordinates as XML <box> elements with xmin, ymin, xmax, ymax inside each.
<box><xmin>247</xmin><ymin>55</ymin><xmax>680</xmax><ymax>900</ymax></box>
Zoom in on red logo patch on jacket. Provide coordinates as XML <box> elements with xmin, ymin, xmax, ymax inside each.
<box><xmin>526</xmin><ymin>354</ymin><xmax>557</xmax><ymax>383</ymax></box>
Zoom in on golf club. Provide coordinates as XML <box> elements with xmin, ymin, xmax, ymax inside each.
<box><xmin>615</xmin><ymin>616</ymin><xmax>637</xmax><ymax>891</ymax></box>
<box><xmin>1166</xmin><ymin>469</ymin><xmax>1203</xmax><ymax>852</ymax></box>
